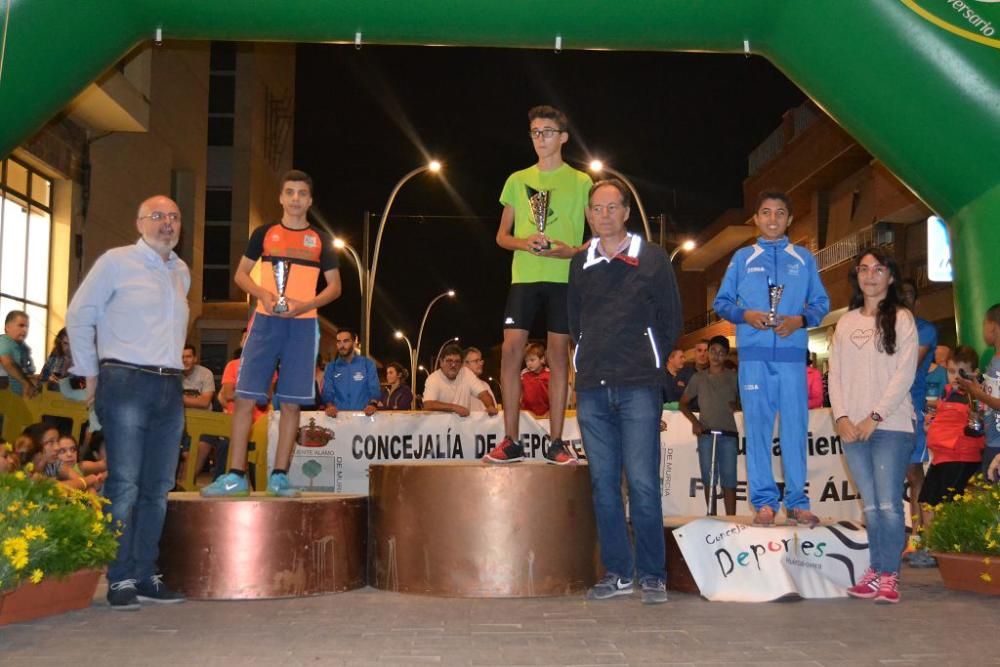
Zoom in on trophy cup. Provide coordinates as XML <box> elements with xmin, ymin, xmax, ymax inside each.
<box><xmin>272</xmin><ymin>260</ymin><xmax>290</xmax><ymax>313</ymax></box>
<box><xmin>765</xmin><ymin>279</ymin><xmax>785</xmax><ymax>328</ymax></box>
<box><xmin>526</xmin><ymin>185</ymin><xmax>551</xmax><ymax>250</ymax></box>
<box><xmin>960</xmin><ymin>369</ymin><xmax>985</xmax><ymax>436</ymax></box>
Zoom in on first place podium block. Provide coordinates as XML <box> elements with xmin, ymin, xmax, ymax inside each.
<box><xmin>369</xmin><ymin>461</ymin><xmax>599</xmax><ymax>597</ymax></box>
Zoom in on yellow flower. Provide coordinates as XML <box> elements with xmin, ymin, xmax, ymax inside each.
<box><xmin>2</xmin><ymin>442</ymin><xmax>11</xmax><ymax>452</ymax></box>
<box><xmin>26</xmin><ymin>501</ymin><xmax>38</xmax><ymax>510</ymax></box>
<box><xmin>981</xmin><ymin>572</ymin><xmax>993</xmax><ymax>583</ymax></box>
<box><xmin>13</xmin><ymin>471</ymin><xmax>25</xmax><ymax>480</ymax></box>
<box><xmin>7</xmin><ymin>501</ymin><xmax>21</xmax><ymax>512</ymax></box>
<box><xmin>104</xmin><ymin>513</ymin><xmax>112</xmax><ymax>523</ymax></box>
<box><xmin>30</xmin><ymin>569</ymin><xmax>43</xmax><ymax>584</ymax></box>
<box><xmin>25</xmin><ymin>462</ymin><xmax>34</xmax><ymax>473</ymax></box>
<box><xmin>953</xmin><ymin>543</ymin><xmax>962</xmax><ymax>552</ymax></box>
<box><xmin>91</xmin><ymin>521</ymin><xmax>104</xmax><ymax>535</ymax></box>
<box><xmin>21</xmin><ymin>525</ymin><xmax>47</xmax><ymax>541</ymax></box>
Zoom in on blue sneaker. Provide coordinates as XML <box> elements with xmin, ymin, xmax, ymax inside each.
<box><xmin>199</xmin><ymin>472</ymin><xmax>249</xmax><ymax>498</ymax></box>
<box><xmin>267</xmin><ymin>472</ymin><xmax>301</xmax><ymax>498</ymax></box>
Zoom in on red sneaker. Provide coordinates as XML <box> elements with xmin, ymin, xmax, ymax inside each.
<box><xmin>483</xmin><ymin>436</ymin><xmax>525</xmax><ymax>464</ymax></box>
<box><xmin>846</xmin><ymin>567</ymin><xmax>880</xmax><ymax>599</ymax></box>
<box><xmin>544</xmin><ymin>438</ymin><xmax>578</xmax><ymax>466</ymax></box>
<box><xmin>874</xmin><ymin>571</ymin><xmax>900</xmax><ymax>604</ymax></box>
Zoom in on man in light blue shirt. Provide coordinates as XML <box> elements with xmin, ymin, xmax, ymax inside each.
<box><xmin>322</xmin><ymin>327</ymin><xmax>380</xmax><ymax>416</ymax></box>
<box><xmin>67</xmin><ymin>195</ymin><xmax>190</xmax><ymax>611</ymax></box>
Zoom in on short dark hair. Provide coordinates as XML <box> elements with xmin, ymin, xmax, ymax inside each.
<box><xmin>5</xmin><ymin>310</ymin><xmax>27</xmax><ymax>325</ymax></box>
<box><xmin>952</xmin><ymin>345</ymin><xmax>979</xmax><ymax>369</ymax></box>
<box><xmin>708</xmin><ymin>335</ymin><xmax>730</xmax><ymax>353</ymax></box>
<box><xmin>527</xmin><ymin>105</ymin><xmax>568</xmax><ymax>132</ymax></box>
<box><xmin>440</xmin><ymin>343</ymin><xmax>463</xmax><ymax>362</ymax></box>
<box><xmin>183</xmin><ymin>343</ymin><xmax>197</xmax><ymax>355</ymax></box>
<box><xmin>986</xmin><ymin>303</ymin><xmax>1000</xmax><ymax>326</ymax></box>
<box><xmin>588</xmin><ymin>179</ymin><xmax>632</xmax><ymax>209</ymax></box>
<box><xmin>755</xmin><ymin>190</ymin><xmax>792</xmax><ymax>216</ymax></box>
<box><xmin>336</xmin><ymin>327</ymin><xmax>358</xmax><ymax>340</ymax></box>
<box><xmin>281</xmin><ymin>169</ymin><xmax>314</xmax><ymax>195</ymax></box>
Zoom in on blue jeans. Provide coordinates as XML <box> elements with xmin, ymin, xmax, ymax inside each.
<box><xmin>96</xmin><ymin>365</ymin><xmax>184</xmax><ymax>583</ymax></box>
<box><xmin>842</xmin><ymin>429</ymin><xmax>914</xmax><ymax>574</ymax></box>
<box><xmin>577</xmin><ymin>384</ymin><xmax>665</xmax><ymax>581</ymax></box>
<box><xmin>697</xmin><ymin>433</ymin><xmax>738</xmax><ymax>489</ymax></box>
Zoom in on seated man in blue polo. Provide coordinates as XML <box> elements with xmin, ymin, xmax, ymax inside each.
<box><xmin>322</xmin><ymin>327</ymin><xmax>381</xmax><ymax>417</ymax></box>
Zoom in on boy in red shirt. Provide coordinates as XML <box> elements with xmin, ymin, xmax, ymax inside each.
<box><xmin>520</xmin><ymin>342</ymin><xmax>550</xmax><ymax>417</ymax></box>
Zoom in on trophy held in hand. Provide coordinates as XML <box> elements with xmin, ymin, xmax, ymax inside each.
<box><xmin>526</xmin><ymin>185</ymin><xmax>551</xmax><ymax>251</ymax></box>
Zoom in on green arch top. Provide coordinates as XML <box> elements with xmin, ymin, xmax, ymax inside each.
<box><xmin>2</xmin><ymin>0</ymin><xmax>999</xmax><ymax>346</ymax></box>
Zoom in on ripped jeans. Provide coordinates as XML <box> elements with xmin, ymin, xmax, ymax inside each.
<box><xmin>842</xmin><ymin>429</ymin><xmax>915</xmax><ymax>574</ymax></box>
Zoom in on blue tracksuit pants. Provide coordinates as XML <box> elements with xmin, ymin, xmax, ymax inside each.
<box><xmin>738</xmin><ymin>359</ymin><xmax>810</xmax><ymax>511</ymax></box>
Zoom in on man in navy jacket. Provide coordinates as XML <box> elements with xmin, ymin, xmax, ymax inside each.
<box><xmin>568</xmin><ymin>179</ymin><xmax>681</xmax><ymax>605</ymax></box>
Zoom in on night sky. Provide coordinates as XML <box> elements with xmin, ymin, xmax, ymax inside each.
<box><xmin>293</xmin><ymin>44</ymin><xmax>805</xmax><ymax>384</ymax></box>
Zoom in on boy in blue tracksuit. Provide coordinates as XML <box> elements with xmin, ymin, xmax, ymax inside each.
<box><xmin>713</xmin><ymin>191</ymin><xmax>829</xmax><ymax>527</ymax></box>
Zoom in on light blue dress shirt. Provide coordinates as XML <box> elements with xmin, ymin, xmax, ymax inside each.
<box><xmin>66</xmin><ymin>239</ymin><xmax>191</xmax><ymax>377</ymax></box>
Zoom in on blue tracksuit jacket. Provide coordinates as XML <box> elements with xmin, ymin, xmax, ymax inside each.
<box><xmin>713</xmin><ymin>236</ymin><xmax>829</xmax><ymax>511</ymax></box>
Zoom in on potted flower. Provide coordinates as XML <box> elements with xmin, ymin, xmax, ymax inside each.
<box><xmin>923</xmin><ymin>475</ymin><xmax>1000</xmax><ymax>595</ymax></box>
<box><xmin>0</xmin><ymin>470</ymin><xmax>119</xmax><ymax>624</ymax></box>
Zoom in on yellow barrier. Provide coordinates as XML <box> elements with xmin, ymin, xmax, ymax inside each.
<box><xmin>0</xmin><ymin>388</ymin><xmax>269</xmax><ymax>492</ymax></box>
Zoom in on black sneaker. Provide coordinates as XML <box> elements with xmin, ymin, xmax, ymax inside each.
<box><xmin>135</xmin><ymin>574</ymin><xmax>186</xmax><ymax>604</ymax></box>
<box><xmin>544</xmin><ymin>438</ymin><xmax>579</xmax><ymax>466</ymax></box>
<box><xmin>107</xmin><ymin>579</ymin><xmax>140</xmax><ymax>611</ymax></box>
<box><xmin>586</xmin><ymin>573</ymin><xmax>633</xmax><ymax>600</ymax></box>
<box><xmin>639</xmin><ymin>576</ymin><xmax>668</xmax><ymax>605</ymax></box>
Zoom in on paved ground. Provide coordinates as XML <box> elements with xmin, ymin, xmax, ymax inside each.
<box><xmin>1</xmin><ymin>568</ymin><xmax>996</xmax><ymax>666</ymax></box>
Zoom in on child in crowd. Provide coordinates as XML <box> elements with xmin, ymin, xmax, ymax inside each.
<box><xmin>0</xmin><ymin>438</ymin><xmax>17</xmax><ymax>473</ymax></box>
<box><xmin>520</xmin><ymin>342</ymin><xmax>550</xmax><ymax>417</ymax></box>
<box><xmin>679</xmin><ymin>335</ymin><xmax>740</xmax><ymax>516</ymax></box>
<box><xmin>57</xmin><ymin>434</ymin><xmax>106</xmax><ymax>490</ymax></box>
<box><xmin>19</xmin><ymin>422</ymin><xmax>97</xmax><ymax>492</ymax></box>
<box><xmin>915</xmin><ymin>345</ymin><xmax>985</xmax><ymax>567</ymax></box>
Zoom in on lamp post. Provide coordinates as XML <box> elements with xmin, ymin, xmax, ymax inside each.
<box><xmin>413</xmin><ymin>290</ymin><xmax>456</xmax><ymax>397</ymax></box>
<box><xmin>332</xmin><ymin>237</ymin><xmax>366</xmax><ymax>347</ymax></box>
<box><xmin>394</xmin><ymin>330</ymin><xmax>415</xmax><ymax>393</ymax></box>
<box><xmin>588</xmin><ymin>160</ymin><xmax>652</xmax><ymax>243</ymax></box>
<box><xmin>364</xmin><ymin>160</ymin><xmax>443</xmax><ymax>354</ymax></box>
<box><xmin>670</xmin><ymin>239</ymin><xmax>697</xmax><ymax>262</ymax></box>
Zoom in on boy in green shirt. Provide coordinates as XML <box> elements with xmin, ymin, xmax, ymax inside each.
<box><xmin>485</xmin><ymin>106</ymin><xmax>591</xmax><ymax>465</ymax></box>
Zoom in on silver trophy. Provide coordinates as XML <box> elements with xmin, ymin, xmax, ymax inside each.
<box><xmin>765</xmin><ymin>280</ymin><xmax>785</xmax><ymax>328</ymax></box>
<box><xmin>526</xmin><ymin>185</ymin><xmax>551</xmax><ymax>250</ymax></box>
<box><xmin>272</xmin><ymin>260</ymin><xmax>290</xmax><ymax>313</ymax></box>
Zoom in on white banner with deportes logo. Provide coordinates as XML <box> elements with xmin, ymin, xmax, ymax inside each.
<box><xmin>672</xmin><ymin>517</ymin><xmax>870</xmax><ymax>601</ymax></box>
<box><xmin>267</xmin><ymin>408</ymin><xmax>876</xmax><ymax>523</ymax></box>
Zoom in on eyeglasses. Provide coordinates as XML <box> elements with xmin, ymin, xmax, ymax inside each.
<box><xmin>855</xmin><ymin>264</ymin><xmax>889</xmax><ymax>277</ymax></box>
<box><xmin>442</xmin><ymin>358</ymin><xmax>462</xmax><ymax>366</ymax></box>
<box><xmin>529</xmin><ymin>128</ymin><xmax>562</xmax><ymax>140</ymax></box>
<box><xmin>139</xmin><ymin>211</ymin><xmax>181</xmax><ymax>222</ymax></box>
<box><xmin>589</xmin><ymin>204</ymin><xmax>625</xmax><ymax>216</ymax></box>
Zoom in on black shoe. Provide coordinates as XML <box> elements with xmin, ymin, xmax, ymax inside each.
<box><xmin>135</xmin><ymin>574</ymin><xmax>186</xmax><ymax>604</ymax></box>
<box><xmin>544</xmin><ymin>438</ymin><xmax>579</xmax><ymax>466</ymax></box>
<box><xmin>107</xmin><ymin>579</ymin><xmax>141</xmax><ymax>611</ymax></box>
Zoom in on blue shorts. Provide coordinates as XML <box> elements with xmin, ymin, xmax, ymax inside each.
<box><xmin>910</xmin><ymin>413</ymin><xmax>928</xmax><ymax>465</ymax></box>
<box><xmin>236</xmin><ymin>314</ymin><xmax>318</xmax><ymax>405</ymax></box>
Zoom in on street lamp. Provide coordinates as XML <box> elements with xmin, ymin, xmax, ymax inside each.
<box><xmin>394</xmin><ymin>330</ymin><xmax>415</xmax><ymax>391</ymax></box>
<box><xmin>670</xmin><ymin>239</ymin><xmax>697</xmax><ymax>262</ymax></box>
<box><xmin>332</xmin><ymin>237</ymin><xmax>366</xmax><ymax>342</ymax></box>
<box><xmin>413</xmin><ymin>290</ymin><xmax>456</xmax><ymax>397</ymax></box>
<box><xmin>364</xmin><ymin>160</ymin><xmax>443</xmax><ymax>354</ymax></box>
<box><xmin>588</xmin><ymin>160</ymin><xmax>652</xmax><ymax>243</ymax></box>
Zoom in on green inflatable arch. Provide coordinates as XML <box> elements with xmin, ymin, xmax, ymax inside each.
<box><xmin>2</xmin><ymin>0</ymin><xmax>998</xmax><ymax>348</ymax></box>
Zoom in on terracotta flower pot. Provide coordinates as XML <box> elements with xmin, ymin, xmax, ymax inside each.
<box><xmin>0</xmin><ymin>569</ymin><xmax>101</xmax><ymax>625</ymax></box>
<box><xmin>932</xmin><ymin>552</ymin><xmax>1000</xmax><ymax>596</ymax></box>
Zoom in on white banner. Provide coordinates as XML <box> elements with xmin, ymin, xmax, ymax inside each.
<box><xmin>268</xmin><ymin>408</ymin><xmax>872</xmax><ymax>522</ymax></box>
<box><xmin>673</xmin><ymin>517</ymin><xmax>870</xmax><ymax>601</ymax></box>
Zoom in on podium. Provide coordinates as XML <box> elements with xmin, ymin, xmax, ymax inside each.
<box><xmin>369</xmin><ymin>461</ymin><xmax>599</xmax><ymax>597</ymax></box>
<box><xmin>159</xmin><ymin>492</ymin><xmax>367</xmax><ymax>599</ymax></box>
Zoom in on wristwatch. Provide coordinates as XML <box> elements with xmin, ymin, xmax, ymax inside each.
<box><xmin>870</xmin><ymin>411</ymin><xmax>884</xmax><ymax>422</ymax></box>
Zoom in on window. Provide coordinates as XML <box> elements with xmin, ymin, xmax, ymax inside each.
<box><xmin>0</xmin><ymin>159</ymin><xmax>53</xmax><ymax>372</ymax></box>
